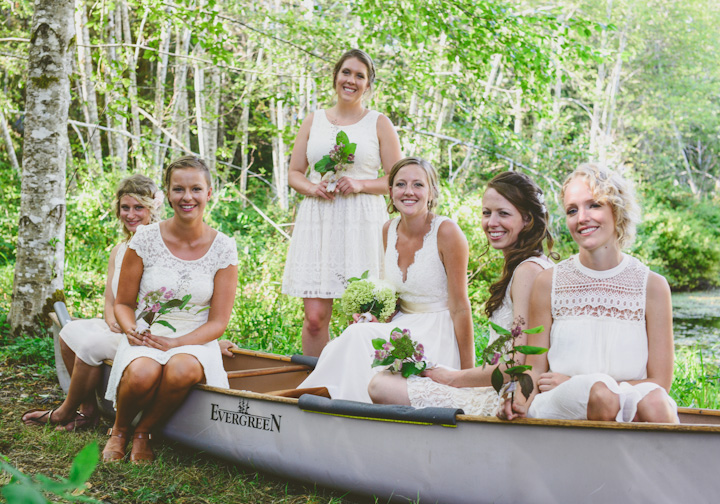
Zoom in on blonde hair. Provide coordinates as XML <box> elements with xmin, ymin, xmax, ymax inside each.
<box><xmin>387</xmin><ymin>157</ymin><xmax>440</xmax><ymax>213</ymax></box>
<box><xmin>561</xmin><ymin>163</ymin><xmax>641</xmax><ymax>249</ymax></box>
<box><xmin>114</xmin><ymin>174</ymin><xmax>162</xmax><ymax>239</ymax></box>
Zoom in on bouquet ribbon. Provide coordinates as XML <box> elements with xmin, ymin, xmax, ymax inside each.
<box><xmin>399</xmin><ymin>300</ymin><xmax>449</xmax><ymax>314</ymax></box>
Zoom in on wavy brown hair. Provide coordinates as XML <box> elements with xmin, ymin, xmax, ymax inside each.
<box><xmin>484</xmin><ymin>171</ymin><xmax>558</xmax><ymax>319</ymax></box>
<box><xmin>114</xmin><ymin>174</ymin><xmax>161</xmax><ymax>240</ymax></box>
<box><xmin>332</xmin><ymin>49</ymin><xmax>376</xmax><ymax>93</ymax></box>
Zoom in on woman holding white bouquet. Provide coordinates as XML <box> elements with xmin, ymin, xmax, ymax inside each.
<box><xmin>298</xmin><ymin>157</ymin><xmax>475</xmax><ymax>402</ymax></box>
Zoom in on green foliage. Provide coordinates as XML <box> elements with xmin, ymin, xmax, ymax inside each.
<box><xmin>0</xmin><ymin>333</ymin><xmax>54</xmax><ymax>369</ymax></box>
<box><xmin>671</xmin><ymin>346</ymin><xmax>720</xmax><ymax>409</ymax></box>
<box><xmin>1</xmin><ymin>442</ymin><xmax>101</xmax><ymax>503</ymax></box>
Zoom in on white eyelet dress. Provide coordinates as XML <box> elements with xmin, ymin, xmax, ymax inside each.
<box><xmin>282</xmin><ymin>109</ymin><xmax>388</xmax><ymax>299</ymax></box>
<box><xmin>297</xmin><ymin>216</ymin><xmax>462</xmax><ymax>403</ymax></box>
<box><xmin>406</xmin><ymin>256</ymin><xmax>553</xmax><ymax>416</ymax></box>
<box><xmin>528</xmin><ymin>254</ymin><xmax>678</xmax><ymax>422</ymax></box>
<box><xmin>105</xmin><ymin>223</ymin><xmax>238</xmax><ymax>406</ymax></box>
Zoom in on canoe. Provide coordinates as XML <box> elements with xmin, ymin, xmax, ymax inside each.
<box><xmin>52</xmin><ymin>303</ymin><xmax>720</xmax><ymax>503</ymax></box>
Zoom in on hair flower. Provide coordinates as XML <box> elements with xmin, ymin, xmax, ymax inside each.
<box><xmin>153</xmin><ymin>191</ymin><xmax>164</xmax><ymax>209</ymax></box>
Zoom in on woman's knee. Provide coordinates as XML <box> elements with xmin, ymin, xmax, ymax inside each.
<box><xmin>304</xmin><ymin>300</ymin><xmax>332</xmax><ymax>333</ymax></box>
<box><xmin>121</xmin><ymin>359</ymin><xmax>162</xmax><ymax>393</ymax></box>
<box><xmin>636</xmin><ymin>389</ymin><xmax>677</xmax><ymax>423</ymax></box>
<box><xmin>587</xmin><ymin>381</ymin><xmax>620</xmax><ymax>421</ymax></box>
<box><xmin>164</xmin><ymin>355</ymin><xmax>205</xmax><ymax>388</ymax></box>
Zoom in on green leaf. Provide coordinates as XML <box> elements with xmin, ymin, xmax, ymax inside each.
<box><xmin>505</xmin><ymin>365</ymin><xmax>532</xmax><ymax>376</ymax></box>
<box><xmin>345</xmin><ymin>142</ymin><xmax>357</xmax><ymax>155</ymax></box>
<box><xmin>336</xmin><ymin>130</ymin><xmax>350</xmax><ymax>145</ymax></box>
<box><xmin>489</xmin><ymin>321</ymin><xmax>511</xmax><ymax>336</ymax></box>
<box><xmin>178</xmin><ymin>294</ymin><xmax>192</xmax><ymax>310</ymax></box>
<box><xmin>1</xmin><ymin>484</ymin><xmax>47</xmax><ymax>504</ymax></box>
<box><xmin>154</xmin><ymin>320</ymin><xmax>177</xmax><ymax>332</ymax></box>
<box><xmin>162</xmin><ymin>299</ymin><xmax>184</xmax><ymax>309</ymax></box>
<box><xmin>518</xmin><ymin>373</ymin><xmax>534</xmax><ymax>399</ymax></box>
<box><xmin>142</xmin><ymin>312</ymin><xmax>155</xmax><ymax>325</ymax></box>
<box><xmin>371</xmin><ymin>338</ymin><xmax>386</xmax><ymax>350</ymax></box>
<box><xmin>196</xmin><ymin>306</ymin><xmax>210</xmax><ymax>313</ymax></box>
<box><xmin>522</xmin><ymin>325</ymin><xmax>544</xmax><ymax>334</ymax></box>
<box><xmin>360</xmin><ymin>270</ymin><xmax>369</xmax><ymax>279</ymax></box>
<box><xmin>515</xmin><ymin>345</ymin><xmax>548</xmax><ymax>355</ymax></box>
<box><xmin>491</xmin><ymin>366</ymin><xmax>504</xmax><ymax>394</ymax></box>
<box><xmin>68</xmin><ymin>442</ymin><xmax>99</xmax><ymax>487</ymax></box>
<box><xmin>401</xmin><ymin>361</ymin><xmax>425</xmax><ymax>378</ymax></box>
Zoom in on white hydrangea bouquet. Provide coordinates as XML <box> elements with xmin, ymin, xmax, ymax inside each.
<box><xmin>340</xmin><ymin>270</ymin><xmax>398</xmax><ymax>324</ymax></box>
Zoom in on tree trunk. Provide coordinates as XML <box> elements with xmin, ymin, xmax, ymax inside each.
<box><xmin>10</xmin><ymin>0</ymin><xmax>74</xmax><ymax>337</ymax></box>
<box><xmin>151</xmin><ymin>6</ymin><xmax>172</xmax><ymax>178</ymax></box>
<box><xmin>106</xmin><ymin>3</ymin><xmax>127</xmax><ymax>170</ymax></box>
<box><xmin>165</xmin><ymin>24</ymin><xmax>192</xmax><ymax>161</ymax></box>
<box><xmin>120</xmin><ymin>0</ymin><xmax>143</xmax><ymax>168</ymax></box>
<box><xmin>270</xmin><ymin>96</ymin><xmax>289</xmax><ymax>210</ymax></box>
<box><xmin>74</xmin><ymin>0</ymin><xmax>102</xmax><ymax>172</ymax></box>
<box><xmin>238</xmin><ymin>46</ymin><xmax>262</xmax><ymax>207</ymax></box>
<box><xmin>0</xmin><ymin>109</ymin><xmax>20</xmax><ymax>172</ymax></box>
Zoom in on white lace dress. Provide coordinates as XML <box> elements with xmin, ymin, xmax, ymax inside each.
<box><xmin>105</xmin><ymin>223</ymin><xmax>238</xmax><ymax>405</ymax></box>
<box><xmin>406</xmin><ymin>256</ymin><xmax>553</xmax><ymax>415</ymax></box>
<box><xmin>282</xmin><ymin>109</ymin><xmax>388</xmax><ymax>298</ymax></box>
<box><xmin>297</xmin><ymin>216</ymin><xmax>462</xmax><ymax>402</ymax></box>
<box><xmin>59</xmin><ymin>241</ymin><xmax>128</xmax><ymax>366</ymax></box>
<box><xmin>528</xmin><ymin>254</ymin><xmax>678</xmax><ymax>421</ymax></box>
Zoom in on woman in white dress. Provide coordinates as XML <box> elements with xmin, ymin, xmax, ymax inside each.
<box><xmin>103</xmin><ymin>156</ymin><xmax>239</xmax><ymax>463</ymax></box>
<box><xmin>21</xmin><ymin>175</ymin><xmax>162</xmax><ymax>430</ymax></box>
<box><xmin>297</xmin><ymin>157</ymin><xmax>475</xmax><ymax>403</ymax></box>
<box><xmin>282</xmin><ymin>49</ymin><xmax>402</xmax><ymax>357</ymax></box>
<box><xmin>369</xmin><ymin>171</ymin><xmax>556</xmax><ymax>414</ymax></box>
<box><xmin>501</xmin><ymin>163</ymin><xmax>678</xmax><ymax>423</ymax></box>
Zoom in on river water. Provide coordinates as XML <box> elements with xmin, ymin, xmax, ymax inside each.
<box><xmin>672</xmin><ymin>289</ymin><xmax>720</xmax><ymax>361</ymax></box>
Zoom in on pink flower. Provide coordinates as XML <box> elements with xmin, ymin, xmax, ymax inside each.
<box><xmin>347</xmin><ymin>154</ymin><xmax>355</xmax><ymax>163</ymax></box>
<box><xmin>491</xmin><ymin>352</ymin><xmax>501</xmax><ymax>365</ymax></box>
<box><xmin>390</xmin><ymin>330</ymin><xmax>402</xmax><ymax>341</ymax></box>
<box><xmin>159</xmin><ymin>287</ymin><xmax>166</xmax><ymax>293</ymax></box>
<box><xmin>402</xmin><ymin>328</ymin><xmax>411</xmax><ymax>337</ymax></box>
<box><xmin>151</xmin><ymin>303</ymin><xmax>161</xmax><ymax>313</ymax></box>
<box><xmin>164</xmin><ymin>290</ymin><xmax>174</xmax><ymax>299</ymax></box>
<box><xmin>382</xmin><ymin>342</ymin><xmax>393</xmax><ymax>351</ymax></box>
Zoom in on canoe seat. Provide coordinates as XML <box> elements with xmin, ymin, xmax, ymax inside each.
<box><xmin>265</xmin><ymin>386</ymin><xmax>330</xmax><ymax>399</ymax></box>
<box><xmin>226</xmin><ymin>364</ymin><xmax>311</xmax><ymax>380</ymax></box>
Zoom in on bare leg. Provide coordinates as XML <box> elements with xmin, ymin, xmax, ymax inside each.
<box><xmin>59</xmin><ymin>337</ymin><xmax>76</xmax><ymax>376</ymax></box>
<box><xmin>635</xmin><ymin>389</ymin><xmax>678</xmax><ymax>424</ymax></box>
<box><xmin>302</xmin><ymin>298</ymin><xmax>333</xmax><ymax>357</ymax></box>
<box><xmin>586</xmin><ymin>381</ymin><xmax>621</xmax><ymax>421</ymax></box>
<box><xmin>368</xmin><ymin>371</ymin><xmax>412</xmax><ymax>406</ymax></box>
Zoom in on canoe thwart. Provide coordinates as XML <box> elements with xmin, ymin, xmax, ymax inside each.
<box><xmin>226</xmin><ymin>364</ymin><xmax>310</xmax><ymax>380</ymax></box>
<box><xmin>290</xmin><ymin>354</ymin><xmax>319</xmax><ymax>369</ymax></box>
<box><xmin>266</xmin><ymin>386</ymin><xmax>330</xmax><ymax>398</ymax></box>
<box><xmin>298</xmin><ymin>395</ymin><xmax>464</xmax><ymax>426</ymax></box>
<box><xmin>54</xmin><ymin>301</ymin><xmax>72</xmax><ymax>328</ymax></box>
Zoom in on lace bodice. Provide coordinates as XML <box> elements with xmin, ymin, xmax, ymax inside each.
<box><xmin>110</xmin><ymin>241</ymin><xmax>128</xmax><ymax>298</ymax></box>
<box><xmin>552</xmin><ymin>254</ymin><xmax>649</xmax><ymax>323</ymax></box>
<box><xmin>384</xmin><ymin>216</ymin><xmax>449</xmax><ymax>305</ymax></box>
<box><xmin>488</xmin><ymin>255</ymin><xmax>553</xmax><ymax>343</ymax></box>
<box><xmin>129</xmin><ymin>223</ymin><xmax>238</xmax><ymax>336</ymax></box>
<box><xmin>306</xmin><ymin>110</ymin><xmax>381</xmax><ymax>181</ymax></box>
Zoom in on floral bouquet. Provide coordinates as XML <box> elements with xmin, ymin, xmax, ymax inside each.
<box><xmin>340</xmin><ymin>270</ymin><xmax>398</xmax><ymax>323</ymax></box>
<box><xmin>312</xmin><ymin>130</ymin><xmax>356</xmax><ymax>192</ymax></box>
<box><xmin>481</xmin><ymin>317</ymin><xmax>547</xmax><ymax>400</ymax></box>
<box><xmin>135</xmin><ymin>287</ymin><xmax>205</xmax><ymax>333</ymax></box>
<box><xmin>371</xmin><ymin>327</ymin><xmax>427</xmax><ymax>378</ymax></box>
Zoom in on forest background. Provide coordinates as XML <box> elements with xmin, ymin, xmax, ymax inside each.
<box><xmin>2</xmin><ymin>0</ymin><xmax>720</xmax><ymax>412</ymax></box>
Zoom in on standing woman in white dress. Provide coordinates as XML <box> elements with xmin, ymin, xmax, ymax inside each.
<box><xmin>370</xmin><ymin>171</ymin><xmax>556</xmax><ymax>414</ymax></box>
<box><xmin>21</xmin><ymin>175</ymin><xmax>161</xmax><ymax>430</ymax></box>
<box><xmin>501</xmin><ymin>163</ymin><xmax>678</xmax><ymax>423</ymax></box>
<box><xmin>103</xmin><ymin>156</ymin><xmax>239</xmax><ymax>463</ymax></box>
<box><xmin>297</xmin><ymin>157</ymin><xmax>475</xmax><ymax>403</ymax></box>
<box><xmin>282</xmin><ymin>49</ymin><xmax>402</xmax><ymax>356</ymax></box>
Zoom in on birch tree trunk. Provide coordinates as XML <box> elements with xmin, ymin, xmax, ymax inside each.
<box><xmin>106</xmin><ymin>3</ymin><xmax>128</xmax><ymax>170</ymax></box>
<box><xmin>10</xmin><ymin>0</ymin><xmax>74</xmax><ymax>336</ymax></box>
<box><xmin>165</xmin><ymin>24</ymin><xmax>192</xmax><ymax>161</ymax></box>
<box><xmin>151</xmin><ymin>7</ymin><xmax>172</xmax><ymax>178</ymax></box>
<box><xmin>75</xmin><ymin>0</ymin><xmax>102</xmax><ymax>172</ymax></box>
<box><xmin>0</xmin><ymin>109</ymin><xmax>20</xmax><ymax>172</ymax></box>
<box><xmin>120</xmin><ymin>0</ymin><xmax>143</xmax><ymax>168</ymax></box>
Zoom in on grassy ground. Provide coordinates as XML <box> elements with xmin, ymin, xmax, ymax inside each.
<box><xmin>0</xmin><ymin>362</ymin><xmax>377</xmax><ymax>503</ymax></box>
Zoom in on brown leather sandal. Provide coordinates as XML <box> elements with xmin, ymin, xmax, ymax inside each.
<box><xmin>130</xmin><ymin>432</ymin><xmax>154</xmax><ymax>464</ymax></box>
<box><xmin>102</xmin><ymin>428</ymin><xmax>130</xmax><ymax>462</ymax></box>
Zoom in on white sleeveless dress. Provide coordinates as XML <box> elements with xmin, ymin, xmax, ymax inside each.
<box><xmin>105</xmin><ymin>223</ymin><xmax>238</xmax><ymax>405</ymax></box>
<box><xmin>406</xmin><ymin>256</ymin><xmax>553</xmax><ymax>415</ymax></box>
<box><xmin>528</xmin><ymin>254</ymin><xmax>678</xmax><ymax>422</ymax></box>
<box><xmin>59</xmin><ymin>241</ymin><xmax>128</xmax><ymax>366</ymax></box>
<box><xmin>298</xmin><ymin>216</ymin><xmax>462</xmax><ymax>402</ymax></box>
<box><xmin>282</xmin><ymin>109</ymin><xmax>388</xmax><ymax>298</ymax></box>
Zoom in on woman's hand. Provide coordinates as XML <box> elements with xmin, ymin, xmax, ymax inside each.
<box><xmin>218</xmin><ymin>339</ymin><xmax>239</xmax><ymax>357</ymax></box>
<box><xmin>141</xmin><ymin>333</ymin><xmax>179</xmax><ymax>352</ymax></box>
<box><xmin>537</xmin><ymin>372</ymin><xmax>570</xmax><ymax>392</ymax></box>
<box><xmin>125</xmin><ymin>327</ymin><xmax>145</xmax><ymax>346</ymax></box>
<box><xmin>352</xmin><ymin>312</ymin><xmax>379</xmax><ymax>323</ymax></box>
<box><xmin>307</xmin><ymin>180</ymin><xmax>335</xmax><ymax>200</ymax></box>
<box><xmin>335</xmin><ymin>176</ymin><xmax>364</xmax><ymax>196</ymax></box>
<box><xmin>107</xmin><ymin>319</ymin><xmax>122</xmax><ymax>334</ymax></box>
<box><xmin>422</xmin><ymin>367</ymin><xmax>460</xmax><ymax>387</ymax></box>
<box><xmin>497</xmin><ymin>393</ymin><xmax>528</xmax><ymax>421</ymax></box>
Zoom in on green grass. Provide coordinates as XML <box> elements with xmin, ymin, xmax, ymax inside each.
<box><xmin>670</xmin><ymin>346</ymin><xmax>720</xmax><ymax>409</ymax></box>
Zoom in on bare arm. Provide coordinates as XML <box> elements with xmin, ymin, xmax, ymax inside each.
<box><xmin>287</xmin><ymin>113</ymin><xmax>333</xmax><ymax>201</ymax></box>
<box><xmin>437</xmin><ymin>220</ymin><xmax>474</xmax><ymax>369</ymax></box>
<box><xmin>625</xmin><ymin>272</ymin><xmax>674</xmax><ymax>390</ymax></box>
<box><xmin>114</xmin><ymin>247</ymin><xmax>144</xmax><ymax>345</ymax></box>
<box><xmin>103</xmin><ymin>243</ymin><xmax>121</xmax><ymax>332</ymax></box>
<box><xmin>142</xmin><ymin>264</ymin><xmax>239</xmax><ymax>350</ymax></box>
<box><xmin>336</xmin><ymin>113</ymin><xmax>402</xmax><ymax>196</ymax></box>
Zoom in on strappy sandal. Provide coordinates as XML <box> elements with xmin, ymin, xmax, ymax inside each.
<box><xmin>56</xmin><ymin>411</ymin><xmax>99</xmax><ymax>432</ymax></box>
<box><xmin>21</xmin><ymin>408</ymin><xmax>59</xmax><ymax>427</ymax></box>
<box><xmin>102</xmin><ymin>428</ymin><xmax>131</xmax><ymax>462</ymax></box>
<box><xmin>129</xmin><ymin>432</ymin><xmax>154</xmax><ymax>464</ymax></box>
